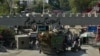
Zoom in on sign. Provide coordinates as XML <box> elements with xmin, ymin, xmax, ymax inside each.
<box><xmin>38</xmin><ymin>25</ymin><xmax>49</xmax><ymax>31</ymax></box>
<box><xmin>87</xmin><ymin>26</ymin><xmax>97</xmax><ymax>32</ymax></box>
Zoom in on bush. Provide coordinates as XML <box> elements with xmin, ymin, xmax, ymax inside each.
<box><xmin>0</xmin><ymin>26</ymin><xmax>7</xmax><ymax>34</ymax></box>
<box><xmin>0</xmin><ymin>26</ymin><xmax>15</xmax><ymax>38</ymax></box>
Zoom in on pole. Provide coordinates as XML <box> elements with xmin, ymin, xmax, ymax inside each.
<box><xmin>43</xmin><ymin>0</ymin><xmax>45</xmax><ymax>14</ymax></box>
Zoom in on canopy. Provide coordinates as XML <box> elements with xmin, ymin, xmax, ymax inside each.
<box><xmin>74</xmin><ymin>25</ymin><xmax>82</xmax><ymax>29</ymax></box>
<box><xmin>80</xmin><ymin>32</ymin><xmax>95</xmax><ymax>38</ymax></box>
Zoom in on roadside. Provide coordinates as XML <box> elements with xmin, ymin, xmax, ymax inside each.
<box><xmin>0</xmin><ymin>45</ymin><xmax>100</xmax><ymax>56</ymax></box>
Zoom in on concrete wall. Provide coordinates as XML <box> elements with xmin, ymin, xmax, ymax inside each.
<box><xmin>15</xmin><ymin>35</ymin><xmax>30</xmax><ymax>49</ymax></box>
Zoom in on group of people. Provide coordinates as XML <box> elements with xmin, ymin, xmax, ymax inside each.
<box><xmin>63</xmin><ymin>30</ymin><xmax>81</xmax><ymax>52</ymax></box>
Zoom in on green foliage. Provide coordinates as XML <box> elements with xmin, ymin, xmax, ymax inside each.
<box><xmin>48</xmin><ymin>0</ymin><xmax>70</xmax><ymax>10</ymax></box>
<box><xmin>0</xmin><ymin>27</ymin><xmax>15</xmax><ymax>38</ymax></box>
<box><xmin>0</xmin><ymin>0</ymin><xmax>21</xmax><ymax>15</ymax></box>
<box><xmin>0</xmin><ymin>0</ymin><xmax>4</xmax><ymax>4</ymax></box>
<box><xmin>0</xmin><ymin>26</ymin><xmax>7</xmax><ymax>33</ymax></box>
<box><xmin>0</xmin><ymin>0</ymin><xmax>98</xmax><ymax>14</ymax></box>
<box><xmin>0</xmin><ymin>26</ymin><xmax>15</xmax><ymax>37</ymax></box>
<box><xmin>59</xmin><ymin>0</ymin><xmax>70</xmax><ymax>11</ymax></box>
<box><xmin>33</xmin><ymin>2</ymin><xmax>43</xmax><ymax>13</ymax></box>
<box><xmin>0</xmin><ymin>0</ymin><xmax>12</xmax><ymax>15</ymax></box>
<box><xmin>68</xmin><ymin>0</ymin><xmax>98</xmax><ymax>13</ymax></box>
<box><xmin>0</xmin><ymin>3</ymin><xmax>9</xmax><ymax>15</ymax></box>
<box><xmin>49</xmin><ymin>0</ymin><xmax>60</xmax><ymax>9</ymax></box>
<box><xmin>88</xmin><ymin>1</ymin><xmax>97</xmax><ymax>7</ymax></box>
<box><xmin>33</xmin><ymin>0</ymin><xmax>51</xmax><ymax>13</ymax></box>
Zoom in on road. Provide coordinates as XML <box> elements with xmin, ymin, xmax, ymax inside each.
<box><xmin>0</xmin><ymin>45</ymin><xmax>100</xmax><ymax>56</ymax></box>
<box><xmin>0</xmin><ymin>14</ymin><xmax>100</xmax><ymax>26</ymax></box>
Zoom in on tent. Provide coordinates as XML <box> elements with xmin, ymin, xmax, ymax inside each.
<box><xmin>80</xmin><ymin>32</ymin><xmax>95</xmax><ymax>38</ymax></box>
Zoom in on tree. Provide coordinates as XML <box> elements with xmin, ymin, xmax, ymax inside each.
<box><xmin>0</xmin><ymin>0</ymin><xmax>9</xmax><ymax>15</ymax></box>
<box><xmin>48</xmin><ymin>0</ymin><xmax>70</xmax><ymax>10</ymax></box>
<box><xmin>68</xmin><ymin>0</ymin><xmax>98</xmax><ymax>13</ymax></box>
<box><xmin>33</xmin><ymin>0</ymin><xmax>51</xmax><ymax>13</ymax></box>
<box><xmin>5</xmin><ymin>0</ymin><xmax>13</xmax><ymax>14</ymax></box>
<box><xmin>0</xmin><ymin>0</ymin><xmax>24</xmax><ymax>14</ymax></box>
<box><xmin>59</xmin><ymin>0</ymin><xmax>70</xmax><ymax>11</ymax></box>
<box><xmin>33</xmin><ymin>0</ymin><xmax>43</xmax><ymax>13</ymax></box>
<box><xmin>4</xmin><ymin>0</ymin><xmax>25</xmax><ymax>14</ymax></box>
<box><xmin>0</xmin><ymin>0</ymin><xmax>4</xmax><ymax>4</ymax></box>
<box><xmin>49</xmin><ymin>0</ymin><xmax>60</xmax><ymax>9</ymax></box>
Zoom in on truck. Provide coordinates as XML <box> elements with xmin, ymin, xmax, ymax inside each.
<box><xmin>37</xmin><ymin>25</ymin><xmax>65</xmax><ymax>54</ymax></box>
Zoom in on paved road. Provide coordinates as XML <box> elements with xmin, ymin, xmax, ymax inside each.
<box><xmin>0</xmin><ymin>14</ymin><xmax>100</xmax><ymax>26</ymax></box>
<box><xmin>0</xmin><ymin>45</ymin><xmax>100</xmax><ymax>56</ymax></box>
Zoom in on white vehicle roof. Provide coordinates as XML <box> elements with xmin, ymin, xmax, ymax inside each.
<box><xmin>15</xmin><ymin>34</ymin><xmax>29</xmax><ymax>38</ymax></box>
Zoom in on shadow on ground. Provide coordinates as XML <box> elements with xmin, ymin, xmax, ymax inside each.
<box><xmin>0</xmin><ymin>46</ymin><xmax>7</xmax><ymax>52</ymax></box>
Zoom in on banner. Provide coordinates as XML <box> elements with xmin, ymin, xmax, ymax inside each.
<box><xmin>87</xmin><ymin>26</ymin><xmax>97</xmax><ymax>32</ymax></box>
<box><xmin>38</xmin><ymin>25</ymin><xmax>49</xmax><ymax>31</ymax></box>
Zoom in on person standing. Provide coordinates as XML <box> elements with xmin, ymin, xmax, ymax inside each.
<box><xmin>64</xmin><ymin>30</ymin><xmax>73</xmax><ymax>50</ymax></box>
<box><xmin>71</xmin><ymin>34</ymin><xmax>81</xmax><ymax>51</ymax></box>
<box><xmin>29</xmin><ymin>32</ymin><xmax>37</xmax><ymax>49</ymax></box>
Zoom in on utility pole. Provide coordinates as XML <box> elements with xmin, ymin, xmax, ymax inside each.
<box><xmin>43</xmin><ymin>0</ymin><xmax>45</xmax><ymax>14</ymax></box>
